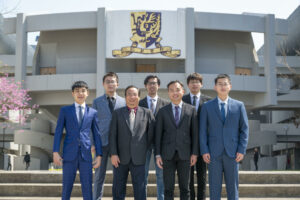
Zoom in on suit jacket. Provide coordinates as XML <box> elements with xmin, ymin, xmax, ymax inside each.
<box><xmin>92</xmin><ymin>94</ymin><xmax>126</xmax><ymax>146</ymax></box>
<box><xmin>155</xmin><ymin>102</ymin><xmax>199</xmax><ymax>161</ymax></box>
<box><xmin>200</xmin><ymin>97</ymin><xmax>249</xmax><ymax>158</ymax></box>
<box><xmin>139</xmin><ymin>96</ymin><xmax>169</xmax><ymax>117</ymax></box>
<box><xmin>109</xmin><ymin>106</ymin><xmax>155</xmax><ymax>165</ymax></box>
<box><xmin>53</xmin><ymin>104</ymin><xmax>103</xmax><ymax>162</ymax></box>
<box><xmin>182</xmin><ymin>93</ymin><xmax>211</xmax><ymax>118</ymax></box>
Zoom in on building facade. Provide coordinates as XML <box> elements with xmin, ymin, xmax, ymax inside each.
<box><xmin>1</xmin><ymin>7</ymin><xmax>300</xmax><ymax>170</ymax></box>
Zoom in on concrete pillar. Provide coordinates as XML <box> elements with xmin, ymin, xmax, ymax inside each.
<box><xmin>184</xmin><ymin>8</ymin><xmax>195</xmax><ymax>77</ymax></box>
<box><xmin>15</xmin><ymin>13</ymin><xmax>27</xmax><ymax>83</ymax></box>
<box><xmin>96</xmin><ymin>8</ymin><xmax>106</xmax><ymax>97</ymax></box>
<box><xmin>255</xmin><ymin>14</ymin><xmax>277</xmax><ymax>106</ymax></box>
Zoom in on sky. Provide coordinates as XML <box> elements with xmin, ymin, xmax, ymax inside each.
<box><xmin>1</xmin><ymin>0</ymin><xmax>300</xmax><ymax>49</ymax></box>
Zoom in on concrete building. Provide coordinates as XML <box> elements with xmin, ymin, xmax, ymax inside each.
<box><xmin>1</xmin><ymin>7</ymin><xmax>299</xmax><ymax>170</ymax></box>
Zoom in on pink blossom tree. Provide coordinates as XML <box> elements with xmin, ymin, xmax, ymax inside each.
<box><xmin>0</xmin><ymin>73</ymin><xmax>38</xmax><ymax>126</ymax></box>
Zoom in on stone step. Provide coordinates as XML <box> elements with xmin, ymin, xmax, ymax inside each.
<box><xmin>0</xmin><ymin>171</ymin><xmax>300</xmax><ymax>184</ymax></box>
<box><xmin>0</xmin><ymin>198</ymin><xmax>299</xmax><ymax>200</ymax></box>
<box><xmin>0</xmin><ymin>183</ymin><xmax>300</xmax><ymax>197</ymax></box>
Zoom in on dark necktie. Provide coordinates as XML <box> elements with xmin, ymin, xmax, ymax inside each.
<box><xmin>175</xmin><ymin>106</ymin><xmax>180</xmax><ymax>126</ymax></box>
<box><xmin>108</xmin><ymin>97</ymin><xmax>115</xmax><ymax>113</ymax></box>
<box><xmin>79</xmin><ymin>106</ymin><xmax>83</xmax><ymax>126</ymax></box>
<box><xmin>192</xmin><ymin>95</ymin><xmax>197</xmax><ymax>106</ymax></box>
<box><xmin>220</xmin><ymin>103</ymin><xmax>226</xmax><ymax>123</ymax></box>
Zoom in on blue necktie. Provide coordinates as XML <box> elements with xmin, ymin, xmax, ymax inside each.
<box><xmin>220</xmin><ymin>103</ymin><xmax>226</xmax><ymax>123</ymax></box>
<box><xmin>79</xmin><ymin>106</ymin><xmax>83</xmax><ymax>126</ymax></box>
<box><xmin>175</xmin><ymin>106</ymin><xmax>180</xmax><ymax>126</ymax></box>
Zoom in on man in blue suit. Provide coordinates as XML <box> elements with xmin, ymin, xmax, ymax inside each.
<box><xmin>200</xmin><ymin>74</ymin><xmax>249</xmax><ymax>200</ymax></box>
<box><xmin>53</xmin><ymin>81</ymin><xmax>103</xmax><ymax>200</ymax></box>
<box><xmin>93</xmin><ymin>72</ymin><xmax>126</xmax><ymax>200</ymax></box>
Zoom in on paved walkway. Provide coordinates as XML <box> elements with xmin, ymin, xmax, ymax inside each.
<box><xmin>0</xmin><ymin>198</ymin><xmax>300</xmax><ymax>200</ymax></box>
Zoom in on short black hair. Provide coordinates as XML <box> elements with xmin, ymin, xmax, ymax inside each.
<box><xmin>187</xmin><ymin>73</ymin><xmax>203</xmax><ymax>84</ymax></box>
<box><xmin>103</xmin><ymin>72</ymin><xmax>119</xmax><ymax>83</ymax></box>
<box><xmin>125</xmin><ymin>85</ymin><xmax>141</xmax><ymax>97</ymax></box>
<box><xmin>71</xmin><ymin>81</ymin><xmax>89</xmax><ymax>91</ymax></box>
<box><xmin>214</xmin><ymin>74</ymin><xmax>231</xmax><ymax>85</ymax></box>
<box><xmin>167</xmin><ymin>80</ymin><xmax>184</xmax><ymax>90</ymax></box>
<box><xmin>144</xmin><ymin>75</ymin><xmax>161</xmax><ymax>86</ymax></box>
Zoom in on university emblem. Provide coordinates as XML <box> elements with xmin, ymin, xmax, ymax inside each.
<box><xmin>112</xmin><ymin>12</ymin><xmax>181</xmax><ymax>58</ymax></box>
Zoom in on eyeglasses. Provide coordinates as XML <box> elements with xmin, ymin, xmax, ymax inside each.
<box><xmin>104</xmin><ymin>80</ymin><xmax>117</xmax><ymax>84</ymax></box>
<box><xmin>216</xmin><ymin>83</ymin><xmax>230</xmax><ymax>87</ymax></box>
<box><xmin>147</xmin><ymin>82</ymin><xmax>158</xmax><ymax>86</ymax></box>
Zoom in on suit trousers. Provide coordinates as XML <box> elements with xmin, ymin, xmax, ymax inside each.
<box><xmin>189</xmin><ymin>156</ymin><xmax>207</xmax><ymax>200</ymax></box>
<box><xmin>163</xmin><ymin>152</ymin><xmax>190</xmax><ymax>200</ymax></box>
<box><xmin>62</xmin><ymin>149</ymin><xmax>93</xmax><ymax>200</ymax></box>
<box><xmin>145</xmin><ymin>145</ymin><xmax>164</xmax><ymax>200</ymax></box>
<box><xmin>208</xmin><ymin>151</ymin><xmax>239</xmax><ymax>200</ymax></box>
<box><xmin>112</xmin><ymin>161</ymin><xmax>146</xmax><ymax>200</ymax></box>
<box><xmin>93</xmin><ymin>145</ymin><xmax>109</xmax><ymax>200</ymax></box>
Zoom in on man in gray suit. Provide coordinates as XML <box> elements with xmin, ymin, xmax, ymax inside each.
<box><xmin>110</xmin><ymin>85</ymin><xmax>155</xmax><ymax>200</ymax></box>
<box><xmin>92</xmin><ymin>72</ymin><xmax>126</xmax><ymax>200</ymax></box>
<box><xmin>139</xmin><ymin>75</ymin><xmax>169</xmax><ymax>200</ymax></box>
<box><xmin>156</xmin><ymin>81</ymin><xmax>199</xmax><ymax>200</ymax></box>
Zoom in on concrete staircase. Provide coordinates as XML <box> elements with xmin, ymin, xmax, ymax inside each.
<box><xmin>0</xmin><ymin>171</ymin><xmax>300</xmax><ymax>198</ymax></box>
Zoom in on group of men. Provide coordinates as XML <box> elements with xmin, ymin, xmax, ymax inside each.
<box><xmin>53</xmin><ymin>72</ymin><xmax>249</xmax><ymax>200</ymax></box>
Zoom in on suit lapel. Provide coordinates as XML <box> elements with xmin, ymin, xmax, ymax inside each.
<box><xmin>121</xmin><ymin>107</ymin><xmax>132</xmax><ymax>134</ymax></box>
<box><xmin>155</xmin><ymin>98</ymin><xmax>162</xmax><ymax>114</ymax></box>
<box><xmin>133</xmin><ymin>107</ymin><xmax>143</xmax><ymax>134</ymax></box>
<box><xmin>224</xmin><ymin>98</ymin><xmax>232</xmax><ymax>125</ymax></box>
<box><xmin>167</xmin><ymin>104</ymin><xmax>177</xmax><ymax>127</ymax></box>
<box><xmin>71</xmin><ymin>104</ymin><xmax>79</xmax><ymax>129</ymax></box>
<box><xmin>213</xmin><ymin>98</ymin><xmax>223</xmax><ymax>123</ymax></box>
<box><xmin>80</xmin><ymin>106</ymin><xmax>89</xmax><ymax>129</ymax></box>
<box><xmin>179</xmin><ymin>102</ymin><xmax>186</xmax><ymax>125</ymax></box>
<box><xmin>185</xmin><ymin>94</ymin><xmax>192</xmax><ymax>105</ymax></box>
<box><xmin>100</xmin><ymin>95</ymin><xmax>111</xmax><ymax>114</ymax></box>
<box><xmin>140</xmin><ymin>97</ymin><xmax>149</xmax><ymax>109</ymax></box>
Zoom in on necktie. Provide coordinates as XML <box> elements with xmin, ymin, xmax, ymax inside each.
<box><xmin>108</xmin><ymin>97</ymin><xmax>115</xmax><ymax>113</ymax></box>
<box><xmin>192</xmin><ymin>96</ymin><xmax>197</xmax><ymax>106</ymax></box>
<box><xmin>78</xmin><ymin>106</ymin><xmax>83</xmax><ymax>126</ymax></box>
<box><xmin>220</xmin><ymin>103</ymin><xmax>226</xmax><ymax>123</ymax></box>
<box><xmin>150</xmin><ymin>99</ymin><xmax>156</xmax><ymax>114</ymax></box>
<box><xmin>129</xmin><ymin>109</ymin><xmax>135</xmax><ymax>132</ymax></box>
<box><xmin>175</xmin><ymin>106</ymin><xmax>180</xmax><ymax>126</ymax></box>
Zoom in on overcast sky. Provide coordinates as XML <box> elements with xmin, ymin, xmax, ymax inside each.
<box><xmin>1</xmin><ymin>0</ymin><xmax>299</xmax><ymax>49</ymax></box>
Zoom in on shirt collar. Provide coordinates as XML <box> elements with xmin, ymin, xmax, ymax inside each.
<box><xmin>217</xmin><ymin>96</ymin><xmax>229</xmax><ymax>105</ymax></box>
<box><xmin>190</xmin><ymin>92</ymin><xmax>201</xmax><ymax>99</ymax></box>
<box><xmin>106</xmin><ymin>93</ymin><xmax>117</xmax><ymax>99</ymax></box>
<box><xmin>147</xmin><ymin>95</ymin><xmax>158</xmax><ymax>102</ymax></box>
<box><xmin>171</xmin><ymin>101</ymin><xmax>183</xmax><ymax>109</ymax></box>
<box><xmin>127</xmin><ymin>106</ymin><xmax>138</xmax><ymax>114</ymax></box>
<box><xmin>75</xmin><ymin>102</ymin><xmax>86</xmax><ymax>108</ymax></box>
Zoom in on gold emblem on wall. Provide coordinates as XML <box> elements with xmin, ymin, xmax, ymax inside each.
<box><xmin>112</xmin><ymin>12</ymin><xmax>181</xmax><ymax>58</ymax></box>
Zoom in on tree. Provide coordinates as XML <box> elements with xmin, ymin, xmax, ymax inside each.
<box><xmin>0</xmin><ymin>73</ymin><xmax>37</xmax><ymax>126</ymax></box>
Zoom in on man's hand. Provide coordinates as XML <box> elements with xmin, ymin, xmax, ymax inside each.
<box><xmin>91</xmin><ymin>145</ymin><xmax>95</xmax><ymax>154</ymax></box>
<box><xmin>190</xmin><ymin>155</ymin><xmax>197</xmax><ymax>166</ymax></box>
<box><xmin>111</xmin><ymin>155</ymin><xmax>120</xmax><ymax>168</ymax></box>
<box><xmin>156</xmin><ymin>157</ymin><xmax>163</xmax><ymax>169</ymax></box>
<box><xmin>93</xmin><ymin>156</ymin><xmax>101</xmax><ymax>168</ymax></box>
<box><xmin>53</xmin><ymin>152</ymin><xmax>63</xmax><ymax>166</ymax></box>
<box><xmin>236</xmin><ymin>153</ymin><xmax>244</xmax><ymax>163</ymax></box>
<box><xmin>202</xmin><ymin>153</ymin><xmax>210</xmax><ymax>164</ymax></box>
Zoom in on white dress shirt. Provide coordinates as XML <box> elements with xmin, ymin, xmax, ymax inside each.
<box><xmin>190</xmin><ymin>92</ymin><xmax>201</xmax><ymax>110</ymax></box>
<box><xmin>147</xmin><ymin>95</ymin><xmax>158</xmax><ymax>112</ymax></box>
<box><xmin>75</xmin><ymin>102</ymin><xmax>86</xmax><ymax>122</ymax></box>
<box><xmin>217</xmin><ymin>97</ymin><xmax>229</xmax><ymax>116</ymax></box>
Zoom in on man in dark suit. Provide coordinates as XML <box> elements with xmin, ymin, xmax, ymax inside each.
<box><xmin>139</xmin><ymin>75</ymin><xmax>169</xmax><ymax>200</ymax></box>
<box><xmin>93</xmin><ymin>72</ymin><xmax>126</xmax><ymax>200</ymax></box>
<box><xmin>110</xmin><ymin>85</ymin><xmax>155</xmax><ymax>200</ymax></box>
<box><xmin>182</xmin><ymin>73</ymin><xmax>211</xmax><ymax>200</ymax></box>
<box><xmin>156</xmin><ymin>80</ymin><xmax>198</xmax><ymax>200</ymax></box>
<box><xmin>200</xmin><ymin>74</ymin><xmax>249</xmax><ymax>200</ymax></box>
